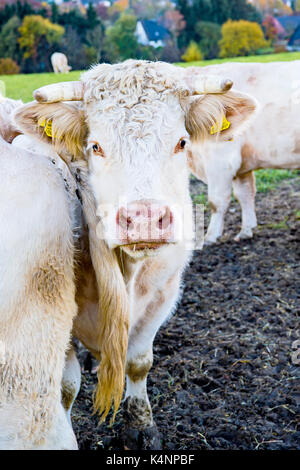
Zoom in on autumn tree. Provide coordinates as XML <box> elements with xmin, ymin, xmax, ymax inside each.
<box><xmin>195</xmin><ymin>21</ymin><xmax>221</xmax><ymax>59</ymax></box>
<box><xmin>181</xmin><ymin>41</ymin><xmax>203</xmax><ymax>62</ymax></box>
<box><xmin>96</xmin><ymin>3</ymin><xmax>109</xmax><ymax>21</ymax></box>
<box><xmin>251</xmin><ymin>0</ymin><xmax>292</xmax><ymax>15</ymax></box>
<box><xmin>107</xmin><ymin>0</ymin><xmax>129</xmax><ymax>23</ymax></box>
<box><xmin>61</xmin><ymin>26</ymin><xmax>88</xmax><ymax>71</ymax></box>
<box><xmin>58</xmin><ymin>8</ymin><xmax>91</xmax><ymax>39</ymax></box>
<box><xmin>263</xmin><ymin>14</ymin><xmax>286</xmax><ymax>42</ymax></box>
<box><xmin>104</xmin><ymin>13</ymin><xmax>139</xmax><ymax>62</ymax></box>
<box><xmin>177</xmin><ymin>0</ymin><xmax>261</xmax><ymax>47</ymax></box>
<box><xmin>219</xmin><ymin>20</ymin><xmax>268</xmax><ymax>58</ymax></box>
<box><xmin>0</xmin><ymin>0</ymin><xmax>50</xmax><ymax>29</ymax></box>
<box><xmin>0</xmin><ymin>16</ymin><xmax>21</xmax><ymax>63</ymax></box>
<box><xmin>161</xmin><ymin>9</ymin><xmax>186</xmax><ymax>46</ymax></box>
<box><xmin>132</xmin><ymin>0</ymin><xmax>173</xmax><ymax>20</ymax></box>
<box><xmin>0</xmin><ymin>57</ymin><xmax>20</xmax><ymax>75</ymax></box>
<box><xmin>19</xmin><ymin>15</ymin><xmax>64</xmax><ymax>71</ymax></box>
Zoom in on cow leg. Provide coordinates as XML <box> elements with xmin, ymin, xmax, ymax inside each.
<box><xmin>233</xmin><ymin>171</ymin><xmax>257</xmax><ymax>241</ymax></box>
<box><xmin>123</xmin><ymin>348</ymin><xmax>159</xmax><ymax>450</ymax></box>
<box><xmin>123</xmin><ymin>270</ymin><xmax>182</xmax><ymax>450</ymax></box>
<box><xmin>205</xmin><ymin>172</ymin><xmax>233</xmax><ymax>244</ymax></box>
<box><xmin>192</xmin><ymin>141</ymin><xmax>242</xmax><ymax>244</ymax></box>
<box><xmin>61</xmin><ymin>344</ymin><xmax>81</xmax><ymax>426</ymax></box>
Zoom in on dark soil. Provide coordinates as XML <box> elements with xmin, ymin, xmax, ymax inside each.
<box><xmin>72</xmin><ymin>176</ymin><xmax>300</xmax><ymax>450</ymax></box>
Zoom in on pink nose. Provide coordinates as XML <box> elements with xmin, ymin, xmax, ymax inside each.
<box><xmin>116</xmin><ymin>200</ymin><xmax>174</xmax><ymax>244</ymax></box>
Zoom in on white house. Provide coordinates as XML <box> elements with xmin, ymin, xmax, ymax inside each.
<box><xmin>135</xmin><ymin>19</ymin><xmax>170</xmax><ymax>48</ymax></box>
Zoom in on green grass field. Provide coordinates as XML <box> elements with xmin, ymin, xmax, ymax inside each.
<box><xmin>1</xmin><ymin>51</ymin><xmax>299</xmax><ymax>192</ymax></box>
<box><xmin>176</xmin><ymin>51</ymin><xmax>300</xmax><ymax>67</ymax></box>
<box><xmin>192</xmin><ymin>169</ymin><xmax>298</xmax><ymax>205</ymax></box>
<box><xmin>0</xmin><ymin>70</ymin><xmax>82</xmax><ymax>102</ymax></box>
<box><xmin>1</xmin><ymin>51</ymin><xmax>300</xmax><ymax>103</ymax></box>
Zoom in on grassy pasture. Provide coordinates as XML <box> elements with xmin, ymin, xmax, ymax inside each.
<box><xmin>1</xmin><ymin>51</ymin><xmax>300</xmax><ymax>103</ymax></box>
<box><xmin>1</xmin><ymin>51</ymin><xmax>299</xmax><ymax>191</ymax></box>
<box><xmin>0</xmin><ymin>70</ymin><xmax>81</xmax><ymax>102</ymax></box>
<box><xmin>176</xmin><ymin>50</ymin><xmax>300</xmax><ymax>67</ymax></box>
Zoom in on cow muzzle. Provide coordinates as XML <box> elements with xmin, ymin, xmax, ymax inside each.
<box><xmin>116</xmin><ymin>200</ymin><xmax>174</xmax><ymax>255</ymax></box>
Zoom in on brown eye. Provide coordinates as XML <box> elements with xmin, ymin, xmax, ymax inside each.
<box><xmin>92</xmin><ymin>142</ymin><xmax>105</xmax><ymax>157</ymax></box>
<box><xmin>174</xmin><ymin>138</ymin><xmax>187</xmax><ymax>154</ymax></box>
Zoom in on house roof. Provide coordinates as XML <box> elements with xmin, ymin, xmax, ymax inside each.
<box><xmin>277</xmin><ymin>15</ymin><xmax>300</xmax><ymax>32</ymax></box>
<box><xmin>141</xmin><ymin>19</ymin><xmax>170</xmax><ymax>42</ymax></box>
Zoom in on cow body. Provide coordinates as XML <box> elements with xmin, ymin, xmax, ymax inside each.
<box><xmin>187</xmin><ymin>61</ymin><xmax>300</xmax><ymax>243</ymax></box>
<box><xmin>51</xmin><ymin>53</ymin><xmax>72</xmax><ymax>74</ymax></box>
<box><xmin>0</xmin><ymin>100</ymin><xmax>78</xmax><ymax>449</ymax></box>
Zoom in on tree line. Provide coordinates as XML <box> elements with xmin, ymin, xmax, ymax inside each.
<box><xmin>0</xmin><ymin>0</ymin><xmax>296</xmax><ymax>74</ymax></box>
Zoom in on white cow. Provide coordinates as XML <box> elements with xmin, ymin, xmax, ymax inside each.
<box><xmin>51</xmin><ymin>52</ymin><xmax>72</xmax><ymax>74</ymax></box>
<box><xmin>0</xmin><ymin>99</ymin><xmax>78</xmax><ymax>449</ymax></box>
<box><xmin>13</xmin><ymin>60</ymin><xmax>257</xmax><ymax>449</ymax></box>
<box><xmin>186</xmin><ymin>61</ymin><xmax>300</xmax><ymax>243</ymax></box>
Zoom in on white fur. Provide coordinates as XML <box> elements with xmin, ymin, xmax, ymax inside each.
<box><xmin>0</xmin><ymin>138</ymin><xmax>77</xmax><ymax>449</ymax></box>
<box><xmin>187</xmin><ymin>61</ymin><xmax>300</xmax><ymax>242</ymax></box>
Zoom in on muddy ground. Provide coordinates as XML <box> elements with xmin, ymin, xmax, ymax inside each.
<box><xmin>72</xmin><ymin>176</ymin><xmax>300</xmax><ymax>450</ymax></box>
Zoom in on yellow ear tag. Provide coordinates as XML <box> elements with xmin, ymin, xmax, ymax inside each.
<box><xmin>38</xmin><ymin>118</ymin><xmax>54</xmax><ymax>138</ymax></box>
<box><xmin>211</xmin><ymin>115</ymin><xmax>231</xmax><ymax>135</ymax></box>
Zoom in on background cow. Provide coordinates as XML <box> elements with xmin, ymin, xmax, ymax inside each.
<box><xmin>14</xmin><ymin>60</ymin><xmax>257</xmax><ymax>449</ymax></box>
<box><xmin>51</xmin><ymin>52</ymin><xmax>72</xmax><ymax>74</ymax></box>
<box><xmin>186</xmin><ymin>61</ymin><xmax>300</xmax><ymax>244</ymax></box>
<box><xmin>0</xmin><ymin>98</ymin><xmax>78</xmax><ymax>449</ymax></box>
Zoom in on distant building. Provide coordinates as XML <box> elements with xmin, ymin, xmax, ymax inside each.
<box><xmin>277</xmin><ymin>15</ymin><xmax>300</xmax><ymax>35</ymax></box>
<box><xmin>135</xmin><ymin>19</ymin><xmax>170</xmax><ymax>49</ymax></box>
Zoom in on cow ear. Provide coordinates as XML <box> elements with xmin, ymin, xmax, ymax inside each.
<box><xmin>184</xmin><ymin>90</ymin><xmax>258</xmax><ymax>143</ymax></box>
<box><xmin>13</xmin><ymin>101</ymin><xmax>87</xmax><ymax>160</ymax></box>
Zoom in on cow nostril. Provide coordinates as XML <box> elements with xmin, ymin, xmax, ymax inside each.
<box><xmin>126</xmin><ymin>216</ymin><xmax>132</xmax><ymax>228</ymax></box>
<box><xmin>116</xmin><ymin>208</ymin><xmax>132</xmax><ymax>229</ymax></box>
<box><xmin>158</xmin><ymin>207</ymin><xmax>173</xmax><ymax>230</ymax></box>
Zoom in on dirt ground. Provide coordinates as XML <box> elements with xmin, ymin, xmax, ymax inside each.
<box><xmin>72</xmin><ymin>176</ymin><xmax>300</xmax><ymax>450</ymax></box>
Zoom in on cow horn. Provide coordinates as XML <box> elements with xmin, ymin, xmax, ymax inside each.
<box><xmin>33</xmin><ymin>81</ymin><xmax>84</xmax><ymax>103</ymax></box>
<box><xmin>186</xmin><ymin>73</ymin><xmax>233</xmax><ymax>94</ymax></box>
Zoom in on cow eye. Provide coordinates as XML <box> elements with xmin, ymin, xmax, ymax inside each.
<box><xmin>92</xmin><ymin>142</ymin><xmax>105</xmax><ymax>157</ymax></box>
<box><xmin>174</xmin><ymin>138</ymin><xmax>187</xmax><ymax>154</ymax></box>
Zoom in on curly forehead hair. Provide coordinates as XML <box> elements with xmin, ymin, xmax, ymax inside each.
<box><xmin>81</xmin><ymin>60</ymin><xmax>189</xmax><ymax>110</ymax></box>
<box><xmin>81</xmin><ymin>61</ymin><xmax>189</xmax><ymax>160</ymax></box>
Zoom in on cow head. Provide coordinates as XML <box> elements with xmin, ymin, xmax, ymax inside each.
<box><xmin>14</xmin><ymin>60</ymin><xmax>257</xmax><ymax>258</ymax></box>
